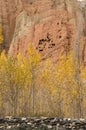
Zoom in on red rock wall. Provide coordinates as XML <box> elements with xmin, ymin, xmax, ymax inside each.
<box><xmin>0</xmin><ymin>0</ymin><xmax>86</xmax><ymax>62</ymax></box>
<box><xmin>0</xmin><ymin>0</ymin><xmax>23</xmax><ymax>51</ymax></box>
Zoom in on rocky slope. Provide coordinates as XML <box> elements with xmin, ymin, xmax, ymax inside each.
<box><xmin>0</xmin><ymin>0</ymin><xmax>86</xmax><ymax>62</ymax></box>
<box><xmin>0</xmin><ymin>117</ymin><xmax>86</xmax><ymax>130</ymax></box>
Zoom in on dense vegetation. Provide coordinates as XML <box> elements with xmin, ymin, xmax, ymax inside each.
<box><xmin>0</xmin><ymin>43</ymin><xmax>85</xmax><ymax>118</ymax></box>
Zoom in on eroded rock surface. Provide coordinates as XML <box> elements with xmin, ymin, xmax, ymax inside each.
<box><xmin>0</xmin><ymin>0</ymin><xmax>23</xmax><ymax>52</ymax></box>
<box><xmin>0</xmin><ymin>0</ymin><xmax>86</xmax><ymax>62</ymax></box>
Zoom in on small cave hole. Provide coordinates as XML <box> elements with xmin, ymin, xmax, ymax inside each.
<box><xmin>39</xmin><ymin>40</ymin><xmax>44</xmax><ymax>45</ymax></box>
<box><xmin>52</xmin><ymin>43</ymin><xmax>55</xmax><ymax>46</ymax></box>
<box><xmin>47</xmin><ymin>37</ymin><xmax>51</xmax><ymax>42</ymax></box>
<box><xmin>61</xmin><ymin>21</ymin><xmax>63</xmax><ymax>24</ymax></box>
<box><xmin>66</xmin><ymin>36</ymin><xmax>70</xmax><ymax>39</ymax></box>
<box><xmin>46</xmin><ymin>33</ymin><xmax>51</xmax><ymax>42</ymax></box>
<box><xmin>59</xmin><ymin>36</ymin><xmax>62</xmax><ymax>39</ymax></box>
<box><xmin>38</xmin><ymin>46</ymin><xmax>42</xmax><ymax>49</ymax></box>
<box><xmin>57</xmin><ymin>22</ymin><xmax>59</xmax><ymax>25</ymax></box>
<box><xmin>48</xmin><ymin>43</ymin><xmax>55</xmax><ymax>48</ymax></box>
<box><xmin>29</xmin><ymin>2</ymin><xmax>33</xmax><ymax>5</ymax></box>
<box><xmin>39</xmin><ymin>39</ymin><xmax>46</xmax><ymax>45</ymax></box>
<box><xmin>39</xmin><ymin>49</ymin><xmax>43</xmax><ymax>52</ymax></box>
<box><xmin>48</xmin><ymin>46</ymin><xmax>52</xmax><ymax>49</ymax></box>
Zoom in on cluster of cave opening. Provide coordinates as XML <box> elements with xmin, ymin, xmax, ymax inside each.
<box><xmin>36</xmin><ymin>33</ymin><xmax>63</xmax><ymax>52</ymax></box>
<box><xmin>36</xmin><ymin>33</ymin><xmax>56</xmax><ymax>52</ymax></box>
<box><xmin>35</xmin><ymin>17</ymin><xmax>71</xmax><ymax>55</ymax></box>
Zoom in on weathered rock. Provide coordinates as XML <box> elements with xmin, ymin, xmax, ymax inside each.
<box><xmin>0</xmin><ymin>117</ymin><xmax>86</xmax><ymax>130</ymax></box>
<box><xmin>0</xmin><ymin>0</ymin><xmax>86</xmax><ymax>63</ymax></box>
<box><xmin>8</xmin><ymin>0</ymin><xmax>76</xmax><ymax>61</ymax></box>
<box><xmin>0</xmin><ymin>0</ymin><xmax>23</xmax><ymax>52</ymax></box>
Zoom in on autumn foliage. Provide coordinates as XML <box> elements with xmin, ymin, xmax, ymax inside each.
<box><xmin>0</xmin><ymin>45</ymin><xmax>86</xmax><ymax>118</ymax></box>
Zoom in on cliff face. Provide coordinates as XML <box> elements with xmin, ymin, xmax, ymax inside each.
<box><xmin>0</xmin><ymin>0</ymin><xmax>23</xmax><ymax>51</ymax></box>
<box><xmin>0</xmin><ymin>0</ymin><xmax>86</xmax><ymax>62</ymax></box>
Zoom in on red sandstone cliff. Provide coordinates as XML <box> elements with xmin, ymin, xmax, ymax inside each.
<box><xmin>0</xmin><ymin>0</ymin><xmax>86</xmax><ymax>62</ymax></box>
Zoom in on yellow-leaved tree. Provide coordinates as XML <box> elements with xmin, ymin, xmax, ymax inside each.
<box><xmin>0</xmin><ymin>46</ymin><xmax>86</xmax><ymax>118</ymax></box>
<box><xmin>55</xmin><ymin>53</ymin><xmax>78</xmax><ymax>117</ymax></box>
<box><xmin>39</xmin><ymin>59</ymin><xmax>56</xmax><ymax>116</ymax></box>
<box><xmin>0</xmin><ymin>51</ymin><xmax>31</xmax><ymax>116</ymax></box>
<box><xmin>28</xmin><ymin>44</ymin><xmax>41</xmax><ymax>116</ymax></box>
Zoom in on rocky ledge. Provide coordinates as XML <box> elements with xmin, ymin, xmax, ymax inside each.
<box><xmin>0</xmin><ymin>117</ymin><xmax>86</xmax><ymax>130</ymax></box>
